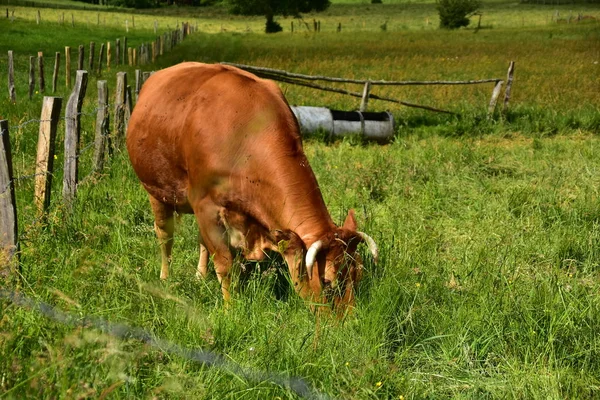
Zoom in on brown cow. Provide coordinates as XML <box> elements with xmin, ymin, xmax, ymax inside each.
<box><xmin>126</xmin><ymin>62</ymin><xmax>378</xmax><ymax>309</ymax></box>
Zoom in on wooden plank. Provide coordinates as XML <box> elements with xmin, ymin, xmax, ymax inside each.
<box><xmin>0</xmin><ymin>120</ymin><xmax>19</xmax><ymax>279</ymax></box>
<box><xmin>94</xmin><ymin>81</ymin><xmax>109</xmax><ymax>172</ymax></box>
<box><xmin>503</xmin><ymin>61</ymin><xmax>515</xmax><ymax>114</ymax></box>
<box><xmin>52</xmin><ymin>52</ymin><xmax>60</xmax><ymax>93</ymax></box>
<box><xmin>65</xmin><ymin>46</ymin><xmax>71</xmax><ymax>88</ymax></box>
<box><xmin>487</xmin><ymin>80</ymin><xmax>504</xmax><ymax>119</ymax></box>
<box><xmin>8</xmin><ymin>51</ymin><xmax>16</xmax><ymax>103</ymax></box>
<box><xmin>34</xmin><ymin>96</ymin><xmax>62</xmax><ymax>214</ymax></box>
<box><xmin>38</xmin><ymin>52</ymin><xmax>45</xmax><ymax>93</ymax></box>
<box><xmin>63</xmin><ymin>70</ymin><xmax>88</xmax><ymax>208</ymax></box>
<box><xmin>28</xmin><ymin>56</ymin><xmax>35</xmax><ymax>100</ymax></box>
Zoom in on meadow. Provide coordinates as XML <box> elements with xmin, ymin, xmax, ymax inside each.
<box><xmin>1</xmin><ymin>0</ymin><xmax>600</xmax><ymax>398</ymax></box>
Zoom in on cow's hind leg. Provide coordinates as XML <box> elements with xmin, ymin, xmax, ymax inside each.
<box><xmin>149</xmin><ymin>195</ymin><xmax>175</xmax><ymax>280</ymax></box>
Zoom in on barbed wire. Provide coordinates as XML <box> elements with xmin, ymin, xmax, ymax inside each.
<box><xmin>0</xmin><ymin>287</ymin><xmax>330</xmax><ymax>400</ymax></box>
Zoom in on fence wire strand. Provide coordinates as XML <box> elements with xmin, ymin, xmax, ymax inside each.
<box><xmin>0</xmin><ymin>287</ymin><xmax>330</xmax><ymax>400</ymax></box>
<box><xmin>1</xmin><ymin>104</ymin><xmax>111</xmax><ymax>193</ymax></box>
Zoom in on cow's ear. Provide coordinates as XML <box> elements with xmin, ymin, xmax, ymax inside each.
<box><xmin>272</xmin><ymin>229</ymin><xmax>304</xmax><ymax>253</ymax></box>
<box><xmin>343</xmin><ymin>209</ymin><xmax>358</xmax><ymax>231</ymax></box>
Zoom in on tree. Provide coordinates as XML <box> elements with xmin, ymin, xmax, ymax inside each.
<box><xmin>227</xmin><ymin>0</ymin><xmax>331</xmax><ymax>33</ymax></box>
<box><xmin>436</xmin><ymin>0</ymin><xmax>480</xmax><ymax>29</ymax></box>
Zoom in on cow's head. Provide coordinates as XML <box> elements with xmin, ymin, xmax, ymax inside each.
<box><xmin>304</xmin><ymin>209</ymin><xmax>378</xmax><ymax>309</ymax></box>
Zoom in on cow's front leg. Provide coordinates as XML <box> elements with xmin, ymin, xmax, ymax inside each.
<box><xmin>149</xmin><ymin>195</ymin><xmax>175</xmax><ymax>280</ymax></box>
<box><xmin>196</xmin><ymin>241</ymin><xmax>210</xmax><ymax>279</ymax></box>
<box><xmin>194</xmin><ymin>204</ymin><xmax>234</xmax><ymax>302</ymax></box>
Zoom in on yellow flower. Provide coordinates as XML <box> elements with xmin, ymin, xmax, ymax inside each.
<box><xmin>399</xmin><ymin>396</ymin><xmax>405</xmax><ymax>400</ymax></box>
<box><xmin>345</xmin><ymin>362</ymin><xmax>349</xmax><ymax>367</ymax></box>
<box><xmin>415</xmin><ymin>282</ymin><xmax>421</xmax><ymax>288</ymax></box>
<box><xmin>54</xmin><ymin>154</ymin><xmax>58</xmax><ymax>159</ymax></box>
<box><xmin>375</xmin><ymin>381</ymin><xmax>383</xmax><ymax>387</ymax></box>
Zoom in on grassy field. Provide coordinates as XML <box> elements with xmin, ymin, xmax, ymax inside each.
<box><xmin>1</xmin><ymin>0</ymin><xmax>600</xmax><ymax>398</ymax></box>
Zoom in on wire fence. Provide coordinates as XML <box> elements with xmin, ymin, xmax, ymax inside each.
<box><xmin>0</xmin><ymin>287</ymin><xmax>330</xmax><ymax>400</ymax></box>
<box><xmin>0</xmin><ymin>105</ymin><xmax>107</xmax><ymax>197</ymax></box>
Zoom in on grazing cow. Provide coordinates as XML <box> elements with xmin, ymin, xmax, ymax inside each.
<box><xmin>126</xmin><ymin>62</ymin><xmax>378</xmax><ymax>309</ymax></box>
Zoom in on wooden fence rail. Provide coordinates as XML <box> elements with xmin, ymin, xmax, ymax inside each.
<box><xmin>222</xmin><ymin>61</ymin><xmax>516</xmax><ymax>117</ymax></box>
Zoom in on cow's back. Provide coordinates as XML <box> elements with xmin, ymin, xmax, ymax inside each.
<box><xmin>126</xmin><ymin>62</ymin><xmax>302</xmax><ymax>212</ymax></box>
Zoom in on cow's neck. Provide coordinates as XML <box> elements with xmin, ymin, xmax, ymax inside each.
<box><xmin>239</xmin><ymin>157</ymin><xmax>335</xmax><ymax>247</ymax></box>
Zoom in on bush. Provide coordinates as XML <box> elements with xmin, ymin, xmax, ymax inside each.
<box><xmin>437</xmin><ymin>0</ymin><xmax>481</xmax><ymax>29</ymax></box>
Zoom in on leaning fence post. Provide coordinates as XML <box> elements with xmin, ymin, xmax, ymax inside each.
<box><xmin>28</xmin><ymin>56</ymin><xmax>36</xmax><ymax>100</ymax></box>
<box><xmin>35</xmin><ymin>96</ymin><xmax>62</xmax><ymax>214</ymax></box>
<box><xmin>114</xmin><ymin>72</ymin><xmax>127</xmax><ymax>149</ymax></box>
<box><xmin>359</xmin><ymin>81</ymin><xmax>372</xmax><ymax>112</ymax></box>
<box><xmin>0</xmin><ymin>120</ymin><xmax>19</xmax><ymax>279</ymax></box>
<box><xmin>63</xmin><ymin>70</ymin><xmax>88</xmax><ymax>208</ymax></box>
<box><xmin>502</xmin><ymin>61</ymin><xmax>515</xmax><ymax>115</ymax></box>
<box><xmin>8</xmin><ymin>51</ymin><xmax>16</xmax><ymax>103</ymax></box>
<box><xmin>38</xmin><ymin>52</ymin><xmax>45</xmax><ymax>93</ymax></box>
<box><xmin>94</xmin><ymin>81</ymin><xmax>109</xmax><ymax>172</ymax></box>
<box><xmin>487</xmin><ymin>80</ymin><xmax>504</xmax><ymax>119</ymax></box>
<box><xmin>52</xmin><ymin>52</ymin><xmax>60</xmax><ymax>93</ymax></box>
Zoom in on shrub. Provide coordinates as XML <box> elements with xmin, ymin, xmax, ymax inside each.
<box><xmin>437</xmin><ymin>0</ymin><xmax>481</xmax><ymax>29</ymax></box>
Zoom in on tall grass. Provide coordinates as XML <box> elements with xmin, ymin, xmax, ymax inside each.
<box><xmin>1</xmin><ymin>2</ymin><xmax>600</xmax><ymax>398</ymax></box>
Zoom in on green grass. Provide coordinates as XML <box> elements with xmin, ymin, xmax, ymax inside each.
<box><xmin>1</xmin><ymin>1</ymin><xmax>600</xmax><ymax>398</ymax></box>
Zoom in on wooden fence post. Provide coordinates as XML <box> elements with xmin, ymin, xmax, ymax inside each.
<box><xmin>65</xmin><ymin>46</ymin><xmax>71</xmax><ymax>88</ymax></box>
<box><xmin>97</xmin><ymin>43</ymin><xmax>105</xmax><ymax>75</ymax></box>
<box><xmin>359</xmin><ymin>81</ymin><xmax>371</xmax><ymax>112</ymax></box>
<box><xmin>114</xmin><ymin>72</ymin><xmax>127</xmax><ymax>149</ymax></box>
<box><xmin>487</xmin><ymin>80</ymin><xmax>504</xmax><ymax>119</ymax></box>
<box><xmin>116</xmin><ymin>38</ymin><xmax>120</xmax><ymax>65</ymax></box>
<box><xmin>78</xmin><ymin>45</ymin><xmax>84</xmax><ymax>71</ymax></box>
<box><xmin>63</xmin><ymin>70</ymin><xmax>88</xmax><ymax>208</ymax></box>
<box><xmin>135</xmin><ymin>69</ymin><xmax>141</xmax><ymax>103</ymax></box>
<box><xmin>8</xmin><ymin>51</ymin><xmax>16</xmax><ymax>103</ymax></box>
<box><xmin>89</xmin><ymin>42</ymin><xmax>95</xmax><ymax>72</ymax></box>
<box><xmin>123</xmin><ymin>37</ymin><xmax>128</xmax><ymax>65</ymax></box>
<box><xmin>0</xmin><ymin>120</ymin><xmax>19</xmax><ymax>279</ymax></box>
<box><xmin>94</xmin><ymin>80</ymin><xmax>109</xmax><ymax>171</ymax></box>
<box><xmin>34</xmin><ymin>96</ymin><xmax>62</xmax><ymax>214</ymax></box>
<box><xmin>107</xmin><ymin>42</ymin><xmax>111</xmax><ymax>70</ymax></box>
<box><xmin>503</xmin><ymin>61</ymin><xmax>515</xmax><ymax>115</ymax></box>
<box><xmin>38</xmin><ymin>52</ymin><xmax>45</xmax><ymax>93</ymax></box>
<box><xmin>52</xmin><ymin>52</ymin><xmax>60</xmax><ymax>93</ymax></box>
<box><xmin>28</xmin><ymin>56</ymin><xmax>35</xmax><ymax>100</ymax></box>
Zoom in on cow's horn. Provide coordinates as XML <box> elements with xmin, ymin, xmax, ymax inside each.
<box><xmin>357</xmin><ymin>232</ymin><xmax>379</xmax><ymax>264</ymax></box>
<box><xmin>305</xmin><ymin>240</ymin><xmax>323</xmax><ymax>279</ymax></box>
